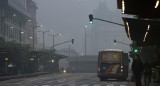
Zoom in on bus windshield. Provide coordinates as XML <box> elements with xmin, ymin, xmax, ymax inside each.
<box><xmin>100</xmin><ymin>51</ymin><xmax>121</xmax><ymax>63</ymax></box>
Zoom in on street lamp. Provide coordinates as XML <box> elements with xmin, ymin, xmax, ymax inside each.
<box><xmin>21</xmin><ymin>32</ymin><xmax>24</xmax><ymax>34</ymax></box>
<box><xmin>13</xmin><ymin>14</ymin><xmax>16</xmax><ymax>17</ymax></box>
<box><xmin>32</xmin><ymin>25</ymin><xmax>43</xmax><ymax>51</ymax></box>
<box><xmin>38</xmin><ymin>30</ymin><xmax>50</xmax><ymax>50</ymax></box>
<box><xmin>48</xmin><ymin>33</ymin><xmax>62</xmax><ymax>50</ymax></box>
<box><xmin>29</xmin><ymin>36</ymin><xmax>33</xmax><ymax>39</ymax></box>
<box><xmin>84</xmin><ymin>26</ymin><xmax>88</xmax><ymax>56</ymax></box>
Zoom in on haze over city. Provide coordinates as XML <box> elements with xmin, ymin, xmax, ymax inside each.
<box><xmin>33</xmin><ymin>0</ymin><xmax>130</xmax><ymax>55</ymax></box>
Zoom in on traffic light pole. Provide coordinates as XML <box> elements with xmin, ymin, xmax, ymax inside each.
<box><xmin>89</xmin><ymin>14</ymin><xmax>124</xmax><ymax>27</ymax></box>
<box><xmin>50</xmin><ymin>39</ymin><xmax>74</xmax><ymax>52</ymax></box>
<box><xmin>115</xmin><ymin>40</ymin><xmax>130</xmax><ymax>45</ymax></box>
<box><xmin>54</xmin><ymin>40</ymin><xmax>72</xmax><ymax>47</ymax></box>
<box><xmin>93</xmin><ymin>18</ymin><xmax>125</xmax><ymax>26</ymax></box>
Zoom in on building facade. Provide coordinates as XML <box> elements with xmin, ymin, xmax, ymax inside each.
<box><xmin>0</xmin><ymin>0</ymin><xmax>37</xmax><ymax>49</ymax></box>
<box><xmin>26</xmin><ymin>0</ymin><xmax>38</xmax><ymax>50</ymax></box>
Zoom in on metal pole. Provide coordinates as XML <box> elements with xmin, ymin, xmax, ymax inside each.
<box><xmin>20</xmin><ymin>22</ymin><xmax>22</xmax><ymax>44</ymax></box>
<box><xmin>69</xmin><ymin>45</ymin><xmax>70</xmax><ymax>57</ymax></box>
<box><xmin>75</xmin><ymin>49</ymin><xmax>78</xmax><ymax>72</ymax></box>
<box><xmin>43</xmin><ymin>32</ymin><xmax>45</xmax><ymax>50</ymax></box>
<box><xmin>33</xmin><ymin>27</ymin><xmax>34</xmax><ymax>51</ymax></box>
<box><xmin>53</xmin><ymin>35</ymin><xmax>54</xmax><ymax>50</ymax></box>
<box><xmin>85</xmin><ymin>28</ymin><xmax>87</xmax><ymax>56</ymax></box>
<box><xmin>93</xmin><ymin>18</ymin><xmax>125</xmax><ymax>26</ymax></box>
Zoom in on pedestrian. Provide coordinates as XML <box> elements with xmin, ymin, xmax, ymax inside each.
<box><xmin>132</xmin><ymin>54</ymin><xmax>143</xmax><ymax>86</ymax></box>
<box><xmin>144</xmin><ymin>60</ymin><xmax>152</xmax><ymax>86</ymax></box>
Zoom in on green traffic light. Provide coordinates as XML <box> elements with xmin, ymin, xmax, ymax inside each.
<box><xmin>89</xmin><ymin>21</ymin><xmax>93</xmax><ymax>24</ymax></box>
<box><xmin>134</xmin><ymin>49</ymin><xmax>138</xmax><ymax>53</ymax></box>
<box><xmin>89</xmin><ymin>14</ymin><xmax>93</xmax><ymax>24</ymax></box>
<box><xmin>114</xmin><ymin>40</ymin><xmax>116</xmax><ymax>45</ymax></box>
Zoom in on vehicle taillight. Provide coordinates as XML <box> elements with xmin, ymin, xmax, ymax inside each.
<box><xmin>98</xmin><ymin>67</ymin><xmax>100</xmax><ymax>71</ymax></box>
<box><xmin>121</xmin><ymin>65</ymin><xmax>123</xmax><ymax>72</ymax></box>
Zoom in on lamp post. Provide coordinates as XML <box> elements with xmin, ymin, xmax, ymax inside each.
<box><xmin>38</xmin><ymin>30</ymin><xmax>50</xmax><ymax>50</ymax></box>
<box><xmin>84</xmin><ymin>26</ymin><xmax>88</xmax><ymax>56</ymax></box>
<box><xmin>32</xmin><ymin>25</ymin><xmax>43</xmax><ymax>51</ymax></box>
<box><xmin>48</xmin><ymin>33</ymin><xmax>62</xmax><ymax>50</ymax></box>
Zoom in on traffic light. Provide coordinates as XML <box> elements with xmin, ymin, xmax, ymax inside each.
<box><xmin>130</xmin><ymin>42</ymin><xmax>139</xmax><ymax>53</ymax></box>
<box><xmin>134</xmin><ymin>49</ymin><xmax>138</xmax><ymax>53</ymax></box>
<box><xmin>89</xmin><ymin>14</ymin><xmax>93</xmax><ymax>24</ymax></box>
<box><xmin>114</xmin><ymin>40</ymin><xmax>116</xmax><ymax>45</ymax></box>
<box><xmin>71</xmin><ymin>39</ymin><xmax>74</xmax><ymax>44</ymax></box>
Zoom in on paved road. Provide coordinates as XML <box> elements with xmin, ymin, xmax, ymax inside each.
<box><xmin>0</xmin><ymin>73</ymin><xmax>128</xmax><ymax>86</ymax></box>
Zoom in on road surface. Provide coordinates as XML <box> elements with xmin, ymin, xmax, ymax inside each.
<box><xmin>0</xmin><ymin>73</ymin><xmax>128</xmax><ymax>86</ymax></box>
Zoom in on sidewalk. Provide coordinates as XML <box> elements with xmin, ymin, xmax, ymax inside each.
<box><xmin>127</xmin><ymin>71</ymin><xmax>160</xmax><ymax>86</ymax></box>
<box><xmin>128</xmin><ymin>82</ymin><xmax>160</xmax><ymax>86</ymax></box>
<box><xmin>0</xmin><ymin>72</ymin><xmax>52</xmax><ymax>81</ymax></box>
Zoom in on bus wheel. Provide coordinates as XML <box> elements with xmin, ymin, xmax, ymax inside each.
<box><xmin>100</xmin><ymin>78</ymin><xmax>106</xmax><ymax>81</ymax></box>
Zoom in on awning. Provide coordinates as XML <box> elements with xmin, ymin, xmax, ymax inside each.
<box><xmin>123</xmin><ymin>18</ymin><xmax>160</xmax><ymax>46</ymax></box>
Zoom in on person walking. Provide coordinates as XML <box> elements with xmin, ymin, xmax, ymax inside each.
<box><xmin>132</xmin><ymin>54</ymin><xmax>143</xmax><ymax>86</ymax></box>
<box><xmin>144</xmin><ymin>60</ymin><xmax>152</xmax><ymax>86</ymax></box>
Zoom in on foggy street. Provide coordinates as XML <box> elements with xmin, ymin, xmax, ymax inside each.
<box><xmin>0</xmin><ymin>73</ymin><xmax>128</xmax><ymax>86</ymax></box>
<box><xmin>1</xmin><ymin>0</ymin><xmax>160</xmax><ymax>86</ymax></box>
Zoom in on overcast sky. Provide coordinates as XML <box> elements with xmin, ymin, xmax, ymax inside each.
<box><xmin>33</xmin><ymin>0</ymin><xmax>118</xmax><ymax>54</ymax></box>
